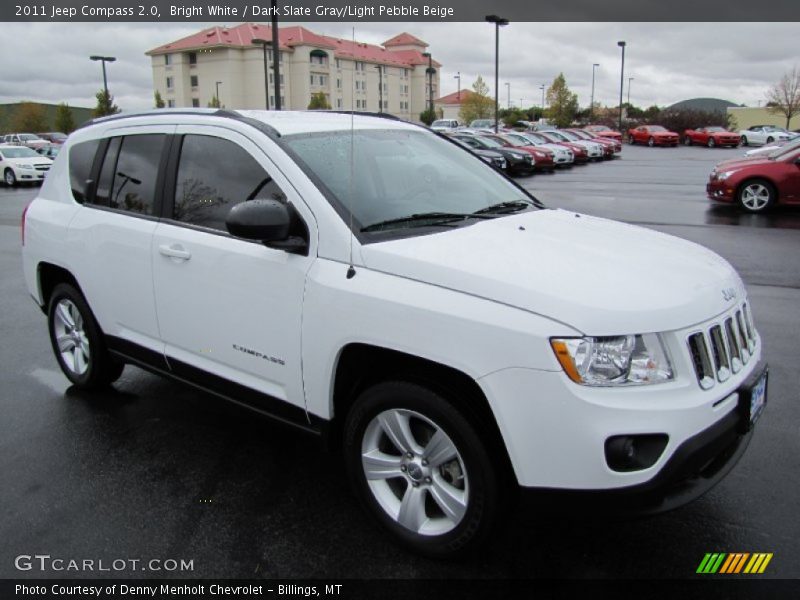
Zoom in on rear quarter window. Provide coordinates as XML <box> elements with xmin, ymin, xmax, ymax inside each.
<box><xmin>68</xmin><ymin>139</ymin><xmax>100</xmax><ymax>203</ymax></box>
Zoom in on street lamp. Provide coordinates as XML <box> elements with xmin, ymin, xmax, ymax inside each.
<box><xmin>252</xmin><ymin>38</ymin><xmax>272</xmax><ymax>110</ymax></box>
<box><xmin>421</xmin><ymin>52</ymin><xmax>435</xmax><ymax>115</ymax></box>
<box><xmin>89</xmin><ymin>55</ymin><xmax>116</xmax><ymax>99</ymax></box>
<box><xmin>505</xmin><ymin>82</ymin><xmax>511</xmax><ymax>109</ymax></box>
<box><xmin>485</xmin><ymin>15</ymin><xmax>509</xmax><ymax>132</ymax></box>
<box><xmin>617</xmin><ymin>41</ymin><xmax>626</xmax><ymax>132</ymax></box>
<box><xmin>215</xmin><ymin>81</ymin><xmax>222</xmax><ymax>105</ymax></box>
<box><xmin>627</xmin><ymin>77</ymin><xmax>634</xmax><ymax>106</ymax></box>
<box><xmin>454</xmin><ymin>71</ymin><xmax>461</xmax><ymax>101</ymax></box>
<box><xmin>590</xmin><ymin>63</ymin><xmax>599</xmax><ymax>121</ymax></box>
<box><xmin>375</xmin><ymin>64</ymin><xmax>383</xmax><ymax>113</ymax></box>
<box><xmin>539</xmin><ymin>84</ymin><xmax>545</xmax><ymax>110</ymax></box>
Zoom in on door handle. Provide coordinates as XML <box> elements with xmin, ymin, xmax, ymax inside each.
<box><xmin>158</xmin><ymin>244</ymin><xmax>191</xmax><ymax>260</ymax></box>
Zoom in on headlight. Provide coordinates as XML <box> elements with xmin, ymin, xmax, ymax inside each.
<box><xmin>550</xmin><ymin>334</ymin><xmax>674</xmax><ymax>386</ymax></box>
<box><xmin>19</xmin><ymin>164</ymin><xmax>35</xmax><ymax>170</ymax></box>
<box><xmin>715</xmin><ymin>171</ymin><xmax>733</xmax><ymax>181</ymax></box>
<box><xmin>508</xmin><ymin>151</ymin><xmax>525</xmax><ymax>159</ymax></box>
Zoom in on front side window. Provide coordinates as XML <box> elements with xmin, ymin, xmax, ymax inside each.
<box><xmin>190</xmin><ymin>75</ymin><xmax>198</xmax><ymax>87</ymax></box>
<box><xmin>68</xmin><ymin>139</ymin><xmax>100</xmax><ymax>203</ymax></box>
<box><xmin>172</xmin><ymin>135</ymin><xmax>286</xmax><ymax>232</ymax></box>
<box><xmin>285</xmin><ymin>129</ymin><xmax>537</xmax><ymax>235</ymax></box>
<box><xmin>96</xmin><ymin>135</ymin><xmax>165</xmax><ymax>215</ymax></box>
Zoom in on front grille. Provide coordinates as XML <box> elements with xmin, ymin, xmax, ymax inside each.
<box><xmin>687</xmin><ymin>302</ymin><xmax>756</xmax><ymax>390</ymax></box>
<box><xmin>35</xmin><ymin>165</ymin><xmax>50</xmax><ymax>171</ymax></box>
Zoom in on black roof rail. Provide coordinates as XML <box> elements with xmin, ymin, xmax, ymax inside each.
<box><xmin>326</xmin><ymin>110</ymin><xmax>402</xmax><ymax>121</ymax></box>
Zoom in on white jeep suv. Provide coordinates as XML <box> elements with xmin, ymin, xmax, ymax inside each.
<box><xmin>21</xmin><ymin>109</ymin><xmax>767</xmax><ymax>557</ymax></box>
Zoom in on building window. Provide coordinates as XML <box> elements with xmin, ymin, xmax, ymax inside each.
<box><xmin>403</xmin><ymin>68</ymin><xmax>409</xmax><ymax>77</ymax></box>
<box><xmin>310</xmin><ymin>74</ymin><xmax>314</xmax><ymax>86</ymax></box>
<box><xmin>192</xmin><ymin>98</ymin><xmax>200</xmax><ymax>107</ymax></box>
<box><xmin>190</xmin><ymin>75</ymin><xmax>198</xmax><ymax>88</ymax></box>
<box><xmin>319</xmin><ymin>75</ymin><xmax>326</xmax><ymax>86</ymax></box>
<box><xmin>187</xmin><ymin>52</ymin><xmax>197</xmax><ymax>65</ymax></box>
<box><xmin>166</xmin><ymin>76</ymin><xmax>174</xmax><ymax>89</ymax></box>
<box><xmin>335</xmin><ymin>58</ymin><xmax>341</xmax><ymax>69</ymax></box>
<box><xmin>167</xmin><ymin>99</ymin><xmax>175</xmax><ymax>108</ymax></box>
<box><xmin>336</xmin><ymin>78</ymin><xmax>341</xmax><ymax>89</ymax></box>
<box><xmin>336</xmin><ymin>98</ymin><xmax>342</xmax><ymax>108</ymax></box>
<box><xmin>310</xmin><ymin>50</ymin><xmax>328</xmax><ymax>65</ymax></box>
<box><xmin>164</xmin><ymin>54</ymin><xmax>171</xmax><ymax>65</ymax></box>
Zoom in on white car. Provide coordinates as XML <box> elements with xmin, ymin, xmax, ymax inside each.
<box><xmin>430</xmin><ymin>119</ymin><xmax>460</xmax><ymax>132</ymax></box>
<box><xmin>0</xmin><ymin>144</ymin><xmax>53</xmax><ymax>186</ymax></box>
<box><xmin>22</xmin><ymin>109</ymin><xmax>767</xmax><ymax>558</ymax></box>
<box><xmin>739</xmin><ymin>125</ymin><xmax>796</xmax><ymax>147</ymax></box>
<box><xmin>2</xmin><ymin>133</ymin><xmax>50</xmax><ymax>150</ymax></box>
<box><xmin>511</xmin><ymin>132</ymin><xmax>575</xmax><ymax>166</ymax></box>
<box><xmin>743</xmin><ymin>137</ymin><xmax>799</xmax><ymax>158</ymax></box>
<box><xmin>540</xmin><ymin>129</ymin><xmax>605</xmax><ymax>160</ymax></box>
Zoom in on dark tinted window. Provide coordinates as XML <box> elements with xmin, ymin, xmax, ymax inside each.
<box><xmin>68</xmin><ymin>139</ymin><xmax>100</xmax><ymax>203</ymax></box>
<box><xmin>173</xmin><ymin>135</ymin><xmax>286</xmax><ymax>231</ymax></box>
<box><xmin>107</xmin><ymin>135</ymin><xmax>165</xmax><ymax>215</ymax></box>
<box><xmin>94</xmin><ymin>137</ymin><xmax>122</xmax><ymax>207</ymax></box>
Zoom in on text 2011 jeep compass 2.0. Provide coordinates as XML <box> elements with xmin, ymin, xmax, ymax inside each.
<box><xmin>22</xmin><ymin>110</ymin><xmax>767</xmax><ymax>557</ymax></box>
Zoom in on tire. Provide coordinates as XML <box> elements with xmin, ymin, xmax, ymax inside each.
<box><xmin>4</xmin><ymin>169</ymin><xmax>16</xmax><ymax>187</ymax></box>
<box><xmin>766</xmin><ymin>136</ymin><xmax>774</xmax><ymax>144</ymax></box>
<box><xmin>47</xmin><ymin>283</ymin><xmax>124</xmax><ymax>389</ymax></box>
<box><xmin>684</xmin><ymin>137</ymin><xmax>692</xmax><ymax>146</ymax></box>
<box><xmin>737</xmin><ymin>179</ymin><xmax>776</xmax><ymax>213</ymax></box>
<box><xmin>741</xmin><ymin>136</ymin><xmax>748</xmax><ymax>146</ymax></box>
<box><xmin>628</xmin><ymin>135</ymin><xmax>635</xmax><ymax>145</ymax></box>
<box><xmin>343</xmin><ymin>381</ymin><xmax>501</xmax><ymax>558</ymax></box>
<box><xmin>648</xmin><ymin>137</ymin><xmax>655</xmax><ymax>147</ymax></box>
<box><xmin>707</xmin><ymin>137</ymin><xmax>716</xmax><ymax>148</ymax></box>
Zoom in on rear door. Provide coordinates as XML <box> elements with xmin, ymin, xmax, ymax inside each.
<box><xmin>151</xmin><ymin>125</ymin><xmax>317</xmax><ymax>416</ymax></box>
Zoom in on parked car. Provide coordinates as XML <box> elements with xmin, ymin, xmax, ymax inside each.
<box><xmin>707</xmin><ymin>143</ymin><xmax>800</xmax><ymax>212</ymax></box>
<box><xmin>431</xmin><ymin>119</ymin><xmax>461</xmax><ymax>133</ymax></box>
<box><xmin>545</xmin><ymin>129</ymin><xmax>607</xmax><ymax>160</ymax></box>
<box><xmin>450</xmin><ymin>133</ymin><xmax>536</xmax><ymax>176</ymax></box>
<box><xmin>0</xmin><ymin>144</ymin><xmax>53</xmax><ymax>186</ymax></box>
<box><xmin>739</xmin><ymin>125</ymin><xmax>797</xmax><ymax>147</ymax></box>
<box><xmin>683</xmin><ymin>127</ymin><xmax>741</xmax><ymax>148</ymax></box>
<box><xmin>37</xmin><ymin>132</ymin><xmax>68</xmax><ymax>145</ymax></box>
<box><xmin>510</xmin><ymin>132</ymin><xmax>575</xmax><ymax>167</ymax></box>
<box><xmin>22</xmin><ymin>109</ymin><xmax>767</xmax><ymax>558</ymax></box>
<box><xmin>627</xmin><ymin>126</ymin><xmax>680</xmax><ymax>147</ymax></box>
<box><xmin>489</xmin><ymin>133</ymin><xmax>557</xmax><ymax>171</ymax></box>
<box><xmin>2</xmin><ymin>133</ymin><xmax>50</xmax><ymax>150</ymax></box>
<box><xmin>568</xmin><ymin>128</ymin><xmax>623</xmax><ymax>156</ymax></box>
<box><xmin>449</xmin><ymin>137</ymin><xmax>507</xmax><ymax>171</ymax></box>
<box><xmin>36</xmin><ymin>144</ymin><xmax>61</xmax><ymax>159</ymax></box>
<box><xmin>584</xmin><ymin>125</ymin><xmax>623</xmax><ymax>141</ymax></box>
<box><xmin>469</xmin><ymin>119</ymin><xmax>495</xmax><ymax>129</ymax></box>
<box><xmin>533</xmin><ymin>131</ymin><xmax>591</xmax><ymax>162</ymax></box>
<box><xmin>743</xmin><ymin>137</ymin><xmax>798</xmax><ymax>158</ymax></box>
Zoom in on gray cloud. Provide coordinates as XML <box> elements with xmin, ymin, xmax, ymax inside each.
<box><xmin>0</xmin><ymin>22</ymin><xmax>795</xmax><ymax>112</ymax></box>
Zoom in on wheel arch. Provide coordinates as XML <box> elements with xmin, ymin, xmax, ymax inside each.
<box><xmin>328</xmin><ymin>342</ymin><xmax>516</xmax><ymax>485</ymax></box>
<box><xmin>37</xmin><ymin>262</ymin><xmax>81</xmax><ymax>314</ymax></box>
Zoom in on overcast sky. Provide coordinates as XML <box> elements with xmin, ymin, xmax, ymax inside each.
<box><xmin>1</xmin><ymin>22</ymin><xmax>796</xmax><ymax>112</ymax></box>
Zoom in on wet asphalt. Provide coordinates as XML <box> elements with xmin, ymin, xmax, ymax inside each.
<box><xmin>0</xmin><ymin>144</ymin><xmax>798</xmax><ymax>581</ymax></box>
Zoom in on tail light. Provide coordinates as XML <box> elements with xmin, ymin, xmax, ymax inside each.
<box><xmin>21</xmin><ymin>202</ymin><xmax>31</xmax><ymax>246</ymax></box>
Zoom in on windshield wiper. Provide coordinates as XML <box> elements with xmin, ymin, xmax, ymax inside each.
<box><xmin>361</xmin><ymin>212</ymin><xmax>495</xmax><ymax>232</ymax></box>
<box><xmin>472</xmin><ymin>200</ymin><xmax>536</xmax><ymax>215</ymax></box>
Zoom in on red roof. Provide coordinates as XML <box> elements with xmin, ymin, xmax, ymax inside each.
<box><xmin>382</xmin><ymin>32</ymin><xmax>428</xmax><ymax>48</ymax></box>
<box><xmin>434</xmin><ymin>90</ymin><xmax>476</xmax><ymax>105</ymax></box>
<box><xmin>147</xmin><ymin>23</ymin><xmax>438</xmax><ymax>67</ymax></box>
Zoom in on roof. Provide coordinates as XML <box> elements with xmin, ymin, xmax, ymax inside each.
<box><xmin>382</xmin><ymin>33</ymin><xmax>428</xmax><ymax>48</ymax></box>
<box><xmin>147</xmin><ymin>23</ymin><xmax>439</xmax><ymax>67</ymax></box>
<box><xmin>434</xmin><ymin>90</ymin><xmax>476</xmax><ymax>105</ymax></box>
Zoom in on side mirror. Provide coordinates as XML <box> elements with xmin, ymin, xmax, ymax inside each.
<box><xmin>226</xmin><ymin>199</ymin><xmax>308</xmax><ymax>255</ymax></box>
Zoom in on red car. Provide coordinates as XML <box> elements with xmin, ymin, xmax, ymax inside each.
<box><xmin>584</xmin><ymin>125</ymin><xmax>623</xmax><ymax>141</ymax></box>
<box><xmin>706</xmin><ymin>144</ymin><xmax>800</xmax><ymax>212</ymax></box>
<box><xmin>481</xmin><ymin>134</ymin><xmax>557</xmax><ymax>171</ymax></box>
<box><xmin>684</xmin><ymin>127</ymin><xmax>741</xmax><ymax>148</ymax></box>
<box><xmin>627</xmin><ymin>125</ymin><xmax>680</xmax><ymax>147</ymax></box>
<box><xmin>533</xmin><ymin>131</ymin><xmax>590</xmax><ymax>163</ymax></box>
<box><xmin>567</xmin><ymin>129</ymin><xmax>621</xmax><ymax>157</ymax></box>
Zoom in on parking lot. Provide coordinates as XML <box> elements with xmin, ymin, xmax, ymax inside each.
<box><xmin>1</xmin><ymin>143</ymin><xmax>798</xmax><ymax>580</ymax></box>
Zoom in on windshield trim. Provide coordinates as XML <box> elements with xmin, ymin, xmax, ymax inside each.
<box><xmin>280</xmin><ymin>127</ymin><xmax>545</xmax><ymax>245</ymax></box>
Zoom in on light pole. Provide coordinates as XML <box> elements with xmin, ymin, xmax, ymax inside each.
<box><xmin>252</xmin><ymin>38</ymin><xmax>272</xmax><ymax>110</ymax></box>
<box><xmin>454</xmin><ymin>71</ymin><xmax>461</xmax><ymax>101</ymax></box>
<box><xmin>617</xmin><ymin>41</ymin><xmax>626</xmax><ymax>132</ymax></box>
<box><xmin>590</xmin><ymin>63</ymin><xmax>599</xmax><ymax>121</ymax></box>
<box><xmin>215</xmin><ymin>81</ymin><xmax>222</xmax><ymax>105</ymax></box>
<box><xmin>627</xmin><ymin>77</ymin><xmax>634</xmax><ymax>106</ymax></box>
<box><xmin>375</xmin><ymin>65</ymin><xmax>383</xmax><ymax>112</ymax></box>
<box><xmin>89</xmin><ymin>55</ymin><xmax>116</xmax><ymax>99</ymax></box>
<box><xmin>421</xmin><ymin>52</ymin><xmax>435</xmax><ymax>115</ymax></box>
<box><xmin>505</xmin><ymin>82</ymin><xmax>511</xmax><ymax>109</ymax></box>
<box><xmin>540</xmin><ymin>84</ymin><xmax>545</xmax><ymax>110</ymax></box>
<box><xmin>485</xmin><ymin>15</ymin><xmax>509</xmax><ymax>133</ymax></box>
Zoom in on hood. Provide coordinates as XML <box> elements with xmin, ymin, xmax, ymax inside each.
<box><xmin>7</xmin><ymin>156</ymin><xmax>51</xmax><ymax>167</ymax></box>
<box><xmin>361</xmin><ymin>209</ymin><xmax>742</xmax><ymax>335</ymax></box>
<box><xmin>715</xmin><ymin>156</ymin><xmax>772</xmax><ymax>170</ymax></box>
<box><xmin>651</xmin><ymin>131</ymin><xmax>678</xmax><ymax>137</ymax></box>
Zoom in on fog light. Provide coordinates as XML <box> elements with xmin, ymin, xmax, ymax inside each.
<box><xmin>605</xmin><ymin>434</ymin><xmax>668</xmax><ymax>472</ymax></box>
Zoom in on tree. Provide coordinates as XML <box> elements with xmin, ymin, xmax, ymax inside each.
<box><xmin>545</xmin><ymin>73</ymin><xmax>579</xmax><ymax>128</ymax></box>
<box><xmin>12</xmin><ymin>102</ymin><xmax>49</xmax><ymax>132</ymax></box>
<box><xmin>419</xmin><ymin>108</ymin><xmax>437</xmax><ymax>125</ymax></box>
<box><xmin>154</xmin><ymin>91</ymin><xmax>165</xmax><ymax>108</ymax></box>
<box><xmin>207</xmin><ymin>95</ymin><xmax>223</xmax><ymax>108</ymax></box>
<box><xmin>307</xmin><ymin>91</ymin><xmax>331</xmax><ymax>110</ymax></box>
<box><xmin>458</xmin><ymin>76</ymin><xmax>495</xmax><ymax>124</ymax></box>
<box><xmin>766</xmin><ymin>66</ymin><xmax>800</xmax><ymax>129</ymax></box>
<box><xmin>54</xmin><ymin>103</ymin><xmax>75</xmax><ymax>134</ymax></box>
<box><xmin>502</xmin><ymin>108</ymin><xmax>527</xmax><ymax>128</ymax></box>
<box><xmin>93</xmin><ymin>89</ymin><xmax>120</xmax><ymax>118</ymax></box>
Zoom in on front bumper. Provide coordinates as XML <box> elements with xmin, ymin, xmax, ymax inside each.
<box><xmin>706</xmin><ymin>180</ymin><xmax>736</xmax><ymax>202</ymax></box>
<box><xmin>13</xmin><ymin>166</ymin><xmax>49</xmax><ymax>181</ymax></box>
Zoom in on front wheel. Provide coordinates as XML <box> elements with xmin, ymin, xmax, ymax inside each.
<box><xmin>766</xmin><ymin>136</ymin><xmax>774</xmax><ymax>144</ymax></box>
<box><xmin>741</xmin><ymin>136</ymin><xmax>749</xmax><ymax>146</ymax></box>
<box><xmin>684</xmin><ymin>136</ymin><xmax>692</xmax><ymax>146</ymax></box>
<box><xmin>47</xmin><ymin>283</ymin><xmax>124</xmax><ymax>389</ymax></box>
<box><xmin>738</xmin><ymin>179</ymin><xmax>775</xmax><ymax>213</ymax></box>
<box><xmin>628</xmin><ymin>135</ymin><xmax>635</xmax><ymax>145</ymax></box>
<box><xmin>344</xmin><ymin>381</ymin><xmax>501</xmax><ymax>558</ymax></box>
<box><xmin>4</xmin><ymin>169</ymin><xmax>16</xmax><ymax>187</ymax></box>
<box><xmin>648</xmin><ymin>137</ymin><xmax>655</xmax><ymax>147</ymax></box>
<box><xmin>707</xmin><ymin>137</ymin><xmax>716</xmax><ymax>148</ymax></box>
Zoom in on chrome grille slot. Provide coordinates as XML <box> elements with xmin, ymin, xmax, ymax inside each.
<box><xmin>736</xmin><ymin>310</ymin><xmax>750</xmax><ymax>364</ymax></box>
<box><xmin>724</xmin><ymin>317</ymin><xmax>742</xmax><ymax>374</ymax></box>
<box><xmin>709</xmin><ymin>325</ymin><xmax>731</xmax><ymax>382</ymax></box>
<box><xmin>688</xmin><ymin>333</ymin><xmax>715</xmax><ymax>390</ymax></box>
<box><xmin>743</xmin><ymin>303</ymin><xmax>756</xmax><ymax>353</ymax></box>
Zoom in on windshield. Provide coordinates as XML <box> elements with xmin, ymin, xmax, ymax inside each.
<box><xmin>706</xmin><ymin>127</ymin><xmax>726</xmax><ymax>132</ymax></box>
<box><xmin>768</xmin><ymin>137</ymin><xmax>800</xmax><ymax>158</ymax></box>
<box><xmin>431</xmin><ymin>120</ymin><xmax>451</xmax><ymax>127</ymax></box>
<box><xmin>590</xmin><ymin>125</ymin><xmax>610</xmax><ymax>131</ymax></box>
<box><xmin>647</xmin><ymin>126</ymin><xmax>667</xmax><ymax>132</ymax></box>
<box><xmin>471</xmin><ymin>120</ymin><xmax>492</xmax><ymax>128</ymax></box>
<box><xmin>522</xmin><ymin>133</ymin><xmax>548</xmax><ymax>145</ymax></box>
<box><xmin>1</xmin><ymin>146</ymin><xmax>39</xmax><ymax>158</ymax></box>
<box><xmin>472</xmin><ymin>136</ymin><xmax>503</xmax><ymax>148</ymax></box>
<box><xmin>284</xmin><ymin>129</ymin><xmax>538</xmax><ymax>235</ymax></box>
<box><xmin>18</xmin><ymin>134</ymin><xmax>40</xmax><ymax>141</ymax></box>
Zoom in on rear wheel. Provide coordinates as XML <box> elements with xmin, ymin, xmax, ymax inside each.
<box><xmin>648</xmin><ymin>137</ymin><xmax>655</xmax><ymax>147</ymax></box>
<box><xmin>707</xmin><ymin>137</ymin><xmax>716</xmax><ymax>148</ymax></box>
<box><xmin>738</xmin><ymin>179</ymin><xmax>775</xmax><ymax>213</ymax></box>
<box><xmin>766</xmin><ymin>136</ymin><xmax>774</xmax><ymax>144</ymax></box>
<box><xmin>741</xmin><ymin>136</ymin><xmax>749</xmax><ymax>146</ymax></box>
<box><xmin>4</xmin><ymin>169</ymin><xmax>16</xmax><ymax>187</ymax></box>
<box><xmin>344</xmin><ymin>381</ymin><xmax>501</xmax><ymax>558</ymax></box>
<box><xmin>47</xmin><ymin>283</ymin><xmax>124</xmax><ymax>389</ymax></box>
<box><xmin>628</xmin><ymin>135</ymin><xmax>635</xmax><ymax>145</ymax></box>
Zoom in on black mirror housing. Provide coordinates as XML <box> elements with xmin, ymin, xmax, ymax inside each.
<box><xmin>226</xmin><ymin>199</ymin><xmax>291</xmax><ymax>242</ymax></box>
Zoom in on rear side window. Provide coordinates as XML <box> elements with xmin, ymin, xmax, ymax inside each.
<box><xmin>68</xmin><ymin>139</ymin><xmax>100</xmax><ymax>203</ymax></box>
<box><xmin>172</xmin><ymin>135</ymin><xmax>286</xmax><ymax>231</ymax></box>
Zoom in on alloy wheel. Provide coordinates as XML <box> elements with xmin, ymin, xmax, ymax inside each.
<box><xmin>53</xmin><ymin>298</ymin><xmax>91</xmax><ymax>375</ymax></box>
<box><xmin>740</xmin><ymin>183</ymin><xmax>772</xmax><ymax>212</ymax></box>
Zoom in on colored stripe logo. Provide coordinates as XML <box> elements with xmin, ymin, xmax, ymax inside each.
<box><xmin>697</xmin><ymin>553</ymin><xmax>773</xmax><ymax>574</ymax></box>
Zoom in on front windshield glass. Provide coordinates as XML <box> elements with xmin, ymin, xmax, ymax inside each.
<box><xmin>648</xmin><ymin>126</ymin><xmax>667</xmax><ymax>132</ymax></box>
<box><xmin>706</xmin><ymin>127</ymin><xmax>725</xmax><ymax>132</ymax></box>
<box><xmin>769</xmin><ymin>137</ymin><xmax>800</xmax><ymax>158</ymax></box>
<box><xmin>431</xmin><ymin>120</ymin><xmax>449</xmax><ymax>127</ymax></box>
<box><xmin>1</xmin><ymin>146</ymin><xmax>39</xmax><ymax>158</ymax></box>
<box><xmin>284</xmin><ymin>129</ymin><xmax>537</xmax><ymax>234</ymax></box>
<box><xmin>18</xmin><ymin>134</ymin><xmax>40</xmax><ymax>141</ymax></box>
<box><xmin>473</xmin><ymin>135</ymin><xmax>503</xmax><ymax>148</ymax></box>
